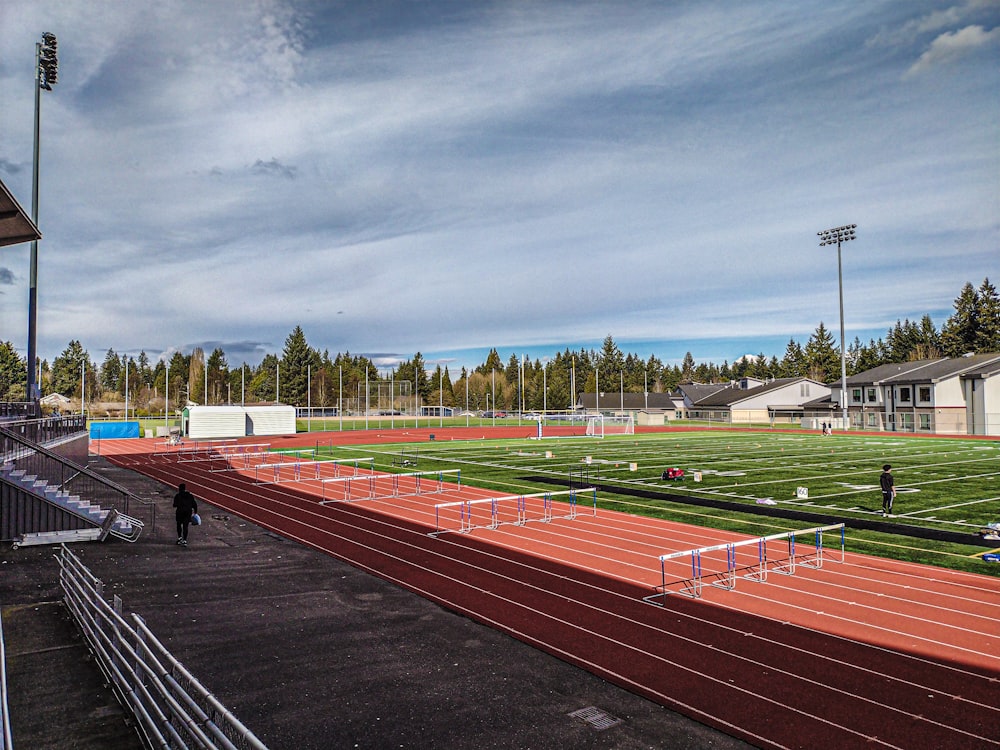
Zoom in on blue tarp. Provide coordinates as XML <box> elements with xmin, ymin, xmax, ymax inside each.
<box><xmin>90</xmin><ymin>421</ymin><xmax>141</xmax><ymax>439</ymax></box>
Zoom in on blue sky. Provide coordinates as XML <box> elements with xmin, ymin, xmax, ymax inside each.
<box><xmin>1</xmin><ymin>1</ymin><xmax>997</xmax><ymax>373</ymax></box>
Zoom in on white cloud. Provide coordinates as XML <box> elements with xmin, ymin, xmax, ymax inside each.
<box><xmin>906</xmin><ymin>24</ymin><xmax>1000</xmax><ymax>76</ymax></box>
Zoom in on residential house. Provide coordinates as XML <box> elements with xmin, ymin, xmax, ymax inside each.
<box><xmin>682</xmin><ymin>377</ymin><xmax>830</xmax><ymax>425</ymax></box>
<box><xmin>833</xmin><ymin>353</ymin><xmax>1000</xmax><ymax>435</ymax></box>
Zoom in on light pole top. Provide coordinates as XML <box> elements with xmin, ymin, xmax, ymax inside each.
<box><xmin>38</xmin><ymin>32</ymin><xmax>58</xmax><ymax>90</ymax></box>
<box><xmin>818</xmin><ymin>224</ymin><xmax>857</xmax><ymax>246</ymax></box>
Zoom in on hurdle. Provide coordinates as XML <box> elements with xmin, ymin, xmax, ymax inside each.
<box><xmin>272</xmin><ymin>447</ymin><xmax>317</xmax><ymax>459</ymax></box>
<box><xmin>644</xmin><ymin>523</ymin><xmax>846</xmax><ymax>603</ymax></box>
<box><xmin>254</xmin><ymin>460</ymin><xmax>327</xmax><ymax>485</ymax></box>
<box><xmin>430</xmin><ymin>487</ymin><xmax>597</xmax><ymax>535</ymax></box>
<box><xmin>326</xmin><ymin>457</ymin><xmax>375</xmax><ymax>476</ymax></box>
<box><xmin>174</xmin><ymin>439</ymin><xmax>238</xmax><ymax>462</ymax></box>
<box><xmin>204</xmin><ymin>444</ymin><xmax>273</xmax><ymax>471</ymax></box>
<box><xmin>318</xmin><ymin>469</ymin><xmax>460</xmax><ymax>504</ymax></box>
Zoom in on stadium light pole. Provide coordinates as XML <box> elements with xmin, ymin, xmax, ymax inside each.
<box><xmin>818</xmin><ymin>223</ymin><xmax>857</xmax><ymax>428</ymax></box>
<box><xmin>27</xmin><ymin>32</ymin><xmax>58</xmax><ymax>406</ymax></box>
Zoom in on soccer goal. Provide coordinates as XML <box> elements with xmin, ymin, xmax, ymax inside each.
<box><xmin>585</xmin><ymin>414</ymin><xmax>635</xmax><ymax>437</ymax></box>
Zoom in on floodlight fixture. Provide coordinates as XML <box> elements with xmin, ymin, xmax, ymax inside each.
<box><xmin>818</xmin><ymin>223</ymin><xmax>857</xmax><ymax>428</ymax></box>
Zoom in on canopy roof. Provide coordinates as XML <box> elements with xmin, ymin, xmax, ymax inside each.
<box><xmin>0</xmin><ymin>178</ymin><xmax>41</xmax><ymax>248</ymax></box>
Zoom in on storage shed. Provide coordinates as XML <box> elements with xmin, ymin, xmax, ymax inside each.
<box><xmin>245</xmin><ymin>405</ymin><xmax>296</xmax><ymax>436</ymax></box>
<box><xmin>182</xmin><ymin>406</ymin><xmax>248</xmax><ymax>439</ymax></box>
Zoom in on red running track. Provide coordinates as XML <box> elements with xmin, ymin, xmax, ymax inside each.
<box><xmin>100</xmin><ymin>434</ymin><xmax>1000</xmax><ymax>750</ymax></box>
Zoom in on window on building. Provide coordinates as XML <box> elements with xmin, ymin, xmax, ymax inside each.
<box><xmin>918</xmin><ymin>386</ymin><xmax>931</xmax><ymax>403</ymax></box>
<box><xmin>852</xmin><ymin>388</ymin><xmax>862</xmax><ymax>403</ymax></box>
<box><xmin>899</xmin><ymin>387</ymin><xmax>911</xmax><ymax>403</ymax></box>
<box><xmin>919</xmin><ymin>413</ymin><xmax>931</xmax><ymax>431</ymax></box>
<box><xmin>867</xmin><ymin>412</ymin><xmax>878</xmax><ymax>427</ymax></box>
<box><xmin>866</xmin><ymin>388</ymin><xmax>877</xmax><ymax>403</ymax></box>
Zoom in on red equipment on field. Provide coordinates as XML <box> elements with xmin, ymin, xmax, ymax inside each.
<box><xmin>661</xmin><ymin>467</ymin><xmax>684</xmax><ymax>481</ymax></box>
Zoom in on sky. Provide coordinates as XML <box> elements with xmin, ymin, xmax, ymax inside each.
<box><xmin>1</xmin><ymin>1</ymin><xmax>998</xmax><ymax>373</ymax></box>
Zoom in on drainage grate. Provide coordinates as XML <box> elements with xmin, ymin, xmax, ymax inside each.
<box><xmin>568</xmin><ymin>706</ymin><xmax>622</xmax><ymax>731</ymax></box>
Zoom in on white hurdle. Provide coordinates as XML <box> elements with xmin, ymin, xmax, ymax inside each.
<box><xmin>254</xmin><ymin>460</ymin><xmax>326</xmax><ymax>485</ymax></box>
<box><xmin>318</xmin><ymin>469</ymin><xmax>460</xmax><ymax>504</ymax></box>
<box><xmin>431</xmin><ymin>488</ymin><xmax>596</xmax><ymax>535</ymax></box>
<box><xmin>644</xmin><ymin>523</ymin><xmax>846</xmax><ymax>602</ymax></box>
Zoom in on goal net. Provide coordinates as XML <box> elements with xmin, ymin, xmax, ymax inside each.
<box><xmin>585</xmin><ymin>414</ymin><xmax>635</xmax><ymax>437</ymax></box>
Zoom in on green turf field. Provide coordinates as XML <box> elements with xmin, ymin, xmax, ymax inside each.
<box><xmin>315</xmin><ymin>430</ymin><xmax>1000</xmax><ymax>576</ymax></box>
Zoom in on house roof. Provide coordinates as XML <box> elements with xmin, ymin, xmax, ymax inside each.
<box><xmin>676</xmin><ymin>383</ymin><xmax>729</xmax><ymax>403</ymax></box>
<box><xmin>579</xmin><ymin>392</ymin><xmax>676</xmax><ymax>410</ymax></box>
<box><xmin>959</xmin><ymin>356</ymin><xmax>1000</xmax><ymax>379</ymax></box>
<box><xmin>0</xmin><ymin>178</ymin><xmax>41</xmax><ymax>248</ymax></box>
<box><xmin>882</xmin><ymin>352</ymin><xmax>1000</xmax><ymax>383</ymax></box>
<box><xmin>845</xmin><ymin>359</ymin><xmax>941</xmax><ymax>385</ymax></box>
<box><xmin>692</xmin><ymin>377</ymin><xmax>825</xmax><ymax>407</ymax></box>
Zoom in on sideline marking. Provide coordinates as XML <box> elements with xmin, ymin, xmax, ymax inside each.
<box><xmin>969</xmin><ymin>545</ymin><xmax>1000</xmax><ymax>559</ymax></box>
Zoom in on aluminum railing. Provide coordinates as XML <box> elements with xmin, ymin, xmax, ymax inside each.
<box><xmin>0</xmin><ymin>611</ymin><xmax>12</xmax><ymax>750</ymax></box>
<box><xmin>0</xmin><ymin>424</ymin><xmax>150</xmax><ymax>539</ymax></box>
<box><xmin>57</xmin><ymin>545</ymin><xmax>269</xmax><ymax>750</ymax></box>
<box><xmin>0</xmin><ymin>414</ymin><xmax>85</xmax><ymax>444</ymax></box>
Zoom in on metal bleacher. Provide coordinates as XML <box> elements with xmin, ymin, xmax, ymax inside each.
<box><xmin>0</xmin><ymin>417</ymin><xmax>146</xmax><ymax>548</ymax></box>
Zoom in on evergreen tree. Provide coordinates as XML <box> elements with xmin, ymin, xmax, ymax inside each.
<box><xmin>804</xmin><ymin>322</ymin><xmax>840</xmax><ymax>383</ymax></box>
<box><xmin>189</xmin><ymin>348</ymin><xmax>205</xmax><ymax>404</ymax></box>
<box><xmin>475</xmin><ymin>348</ymin><xmax>503</xmax><ymax>376</ymax></box>
<box><xmin>51</xmin><ymin>340</ymin><xmax>92</xmax><ymax>396</ymax></box>
<box><xmin>99</xmin><ymin>348</ymin><xmax>122</xmax><ymax>394</ymax></box>
<box><xmin>779</xmin><ymin>338</ymin><xmax>806</xmax><ymax>378</ymax></box>
<box><xmin>167</xmin><ymin>351</ymin><xmax>190</xmax><ymax>405</ymax></box>
<box><xmin>975</xmin><ymin>278</ymin><xmax>1000</xmax><ymax>352</ymax></box>
<box><xmin>250</xmin><ymin>354</ymin><xmax>279</xmax><ymax>403</ymax></box>
<box><xmin>914</xmin><ymin>315</ymin><xmax>942</xmax><ymax>360</ymax></box>
<box><xmin>680</xmin><ymin>352</ymin><xmax>695</xmax><ymax>381</ymax></box>
<box><xmin>597</xmin><ymin>335</ymin><xmax>625</xmax><ymax>386</ymax></box>
<box><xmin>137</xmin><ymin>351</ymin><xmax>153</xmax><ymax>388</ymax></box>
<box><xmin>206</xmin><ymin>347</ymin><xmax>230</xmax><ymax>404</ymax></box>
<box><xmin>0</xmin><ymin>341</ymin><xmax>25</xmax><ymax>401</ymax></box>
<box><xmin>396</xmin><ymin>352</ymin><xmax>430</xmax><ymax>402</ymax></box>
<box><xmin>940</xmin><ymin>282</ymin><xmax>979</xmax><ymax>356</ymax></box>
<box><xmin>280</xmin><ymin>326</ymin><xmax>315</xmax><ymax>406</ymax></box>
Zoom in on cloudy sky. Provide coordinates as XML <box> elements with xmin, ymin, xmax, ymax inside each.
<box><xmin>1</xmin><ymin>1</ymin><xmax>997</xmax><ymax>372</ymax></box>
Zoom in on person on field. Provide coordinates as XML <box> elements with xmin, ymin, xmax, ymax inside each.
<box><xmin>173</xmin><ymin>483</ymin><xmax>198</xmax><ymax>546</ymax></box>
<box><xmin>880</xmin><ymin>464</ymin><xmax>896</xmax><ymax>518</ymax></box>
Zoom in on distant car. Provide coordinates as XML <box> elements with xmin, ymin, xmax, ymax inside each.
<box><xmin>522</xmin><ymin>413</ymin><xmax>540</xmax><ymax>420</ymax></box>
<box><xmin>495</xmin><ymin>411</ymin><xmax>507</xmax><ymax>418</ymax></box>
<box><xmin>481</xmin><ymin>411</ymin><xmax>494</xmax><ymax>418</ymax></box>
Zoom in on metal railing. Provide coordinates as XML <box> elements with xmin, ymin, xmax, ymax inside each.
<box><xmin>57</xmin><ymin>545</ymin><xmax>269</xmax><ymax>750</ymax></box>
<box><xmin>0</xmin><ymin>611</ymin><xmax>12</xmax><ymax>750</ymax></box>
<box><xmin>0</xmin><ymin>402</ymin><xmax>37</xmax><ymax>421</ymax></box>
<box><xmin>0</xmin><ymin>424</ymin><xmax>151</xmax><ymax>537</ymax></box>
<box><xmin>0</xmin><ymin>414</ymin><xmax>85</xmax><ymax>444</ymax></box>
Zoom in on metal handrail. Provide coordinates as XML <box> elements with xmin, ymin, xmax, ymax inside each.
<box><xmin>0</xmin><ymin>424</ymin><xmax>152</xmax><ymax>537</ymax></box>
<box><xmin>57</xmin><ymin>545</ymin><xmax>269</xmax><ymax>750</ymax></box>
<box><xmin>0</xmin><ymin>611</ymin><xmax>12</xmax><ymax>750</ymax></box>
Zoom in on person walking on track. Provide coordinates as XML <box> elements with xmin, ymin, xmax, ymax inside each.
<box><xmin>173</xmin><ymin>483</ymin><xmax>198</xmax><ymax>546</ymax></box>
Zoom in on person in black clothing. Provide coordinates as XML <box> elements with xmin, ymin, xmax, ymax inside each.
<box><xmin>173</xmin><ymin>483</ymin><xmax>198</xmax><ymax>546</ymax></box>
<box><xmin>879</xmin><ymin>464</ymin><xmax>895</xmax><ymax>518</ymax></box>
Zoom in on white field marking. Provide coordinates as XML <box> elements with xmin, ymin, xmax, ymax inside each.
<box><xmin>896</xmin><ymin>495</ymin><xmax>1000</xmax><ymax>517</ymax></box>
<box><xmin>127</xmin><ymin>450</ymin><xmax>996</xmax><ymax>734</ymax></box>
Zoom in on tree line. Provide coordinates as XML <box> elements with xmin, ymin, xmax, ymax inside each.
<box><xmin>1</xmin><ymin>277</ymin><xmax>997</xmax><ymax>412</ymax></box>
